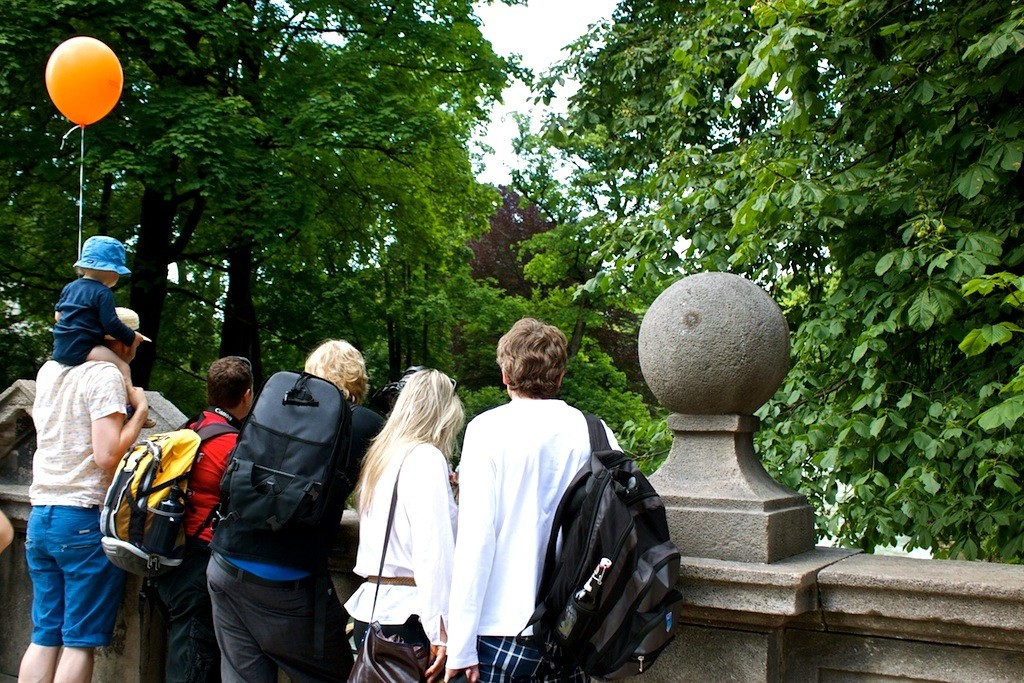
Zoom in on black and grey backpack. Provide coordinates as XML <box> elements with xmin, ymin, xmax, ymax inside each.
<box><xmin>528</xmin><ymin>413</ymin><xmax>683</xmax><ymax>679</ymax></box>
<box><xmin>215</xmin><ymin>370</ymin><xmax>354</xmax><ymax>534</ymax></box>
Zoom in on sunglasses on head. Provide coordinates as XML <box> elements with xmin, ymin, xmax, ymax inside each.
<box><xmin>226</xmin><ymin>355</ymin><xmax>253</xmax><ymax>373</ymax></box>
<box><xmin>403</xmin><ymin>367</ymin><xmax>457</xmax><ymax>392</ymax></box>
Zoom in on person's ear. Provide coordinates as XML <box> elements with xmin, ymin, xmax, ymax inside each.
<box><xmin>501</xmin><ymin>370</ymin><xmax>510</xmax><ymax>386</ymax></box>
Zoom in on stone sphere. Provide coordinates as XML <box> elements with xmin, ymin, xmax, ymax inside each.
<box><xmin>638</xmin><ymin>272</ymin><xmax>790</xmax><ymax>414</ymax></box>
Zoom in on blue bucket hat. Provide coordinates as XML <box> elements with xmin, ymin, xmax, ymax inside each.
<box><xmin>74</xmin><ymin>235</ymin><xmax>131</xmax><ymax>276</ymax></box>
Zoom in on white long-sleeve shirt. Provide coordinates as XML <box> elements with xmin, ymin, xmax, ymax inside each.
<box><xmin>344</xmin><ymin>442</ymin><xmax>457</xmax><ymax>645</ymax></box>
<box><xmin>446</xmin><ymin>398</ymin><xmax>618</xmax><ymax>669</ymax></box>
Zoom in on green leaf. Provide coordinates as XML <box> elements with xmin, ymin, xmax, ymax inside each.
<box><xmin>908</xmin><ymin>289</ymin><xmax>937</xmax><ymax>329</ymax></box>
<box><xmin>994</xmin><ymin>474</ymin><xmax>1021</xmax><ymax>494</ymax></box>
<box><xmin>955</xmin><ymin>166</ymin><xmax>986</xmax><ymax>199</ymax></box>
<box><xmin>875</xmin><ymin>251</ymin><xmax>896</xmax><ymax>276</ymax></box>
<box><xmin>920</xmin><ymin>471</ymin><xmax>941</xmax><ymax>495</ymax></box>
<box><xmin>913</xmin><ymin>431</ymin><xmax>933</xmax><ymax>451</ymax></box>
<box><xmin>977</xmin><ymin>396</ymin><xmax>1024</xmax><ymax>430</ymax></box>
<box><xmin>981</xmin><ymin>323</ymin><xmax>1014</xmax><ymax>346</ymax></box>
<box><xmin>999</xmin><ymin>142</ymin><xmax>1022</xmax><ymax>171</ymax></box>
<box><xmin>959</xmin><ymin>328</ymin><xmax>990</xmax><ymax>356</ymax></box>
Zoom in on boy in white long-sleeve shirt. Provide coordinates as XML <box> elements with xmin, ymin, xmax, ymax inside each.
<box><xmin>446</xmin><ymin>318</ymin><xmax>617</xmax><ymax>683</ymax></box>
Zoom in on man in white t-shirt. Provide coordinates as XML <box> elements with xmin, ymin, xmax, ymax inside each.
<box><xmin>446</xmin><ymin>318</ymin><xmax>617</xmax><ymax>683</ymax></box>
<box><xmin>19</xmin><ymin>307</ymin><xmax>150</xmax><ymax>683</ymax></box>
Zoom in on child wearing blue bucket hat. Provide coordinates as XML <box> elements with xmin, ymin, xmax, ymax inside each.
<box><xmin>52</xmin><ymin>236</ymin><xmax>149</xmax><ymax>387</ymax></box>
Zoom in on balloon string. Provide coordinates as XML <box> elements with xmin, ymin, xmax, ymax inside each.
<box><xmin>59</xmin><ymin>124</ymin><xmax>85</xmax><ymax>258</ymax></box>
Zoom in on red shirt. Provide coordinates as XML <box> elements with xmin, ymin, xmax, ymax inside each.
<box><xmin>185</xmin><ymin>410</ymin><xmax>239</xmax><ymax>543</ymax></box>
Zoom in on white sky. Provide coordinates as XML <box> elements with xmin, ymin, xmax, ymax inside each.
<box><xmin>473</xmin><ymin>0</ymin><xmax>618</xmax><ymax>185</ymax></box>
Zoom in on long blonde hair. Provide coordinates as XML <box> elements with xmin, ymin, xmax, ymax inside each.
<box><xmin>356</xmin><ymin>369</ymin><xmax>463</xmax><ymax>513</ymax></box>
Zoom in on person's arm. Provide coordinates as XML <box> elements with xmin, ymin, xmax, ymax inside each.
<box><xmin>403</xmin><ymin>446</ymin><xmax>456</xmax><ymax>681</ymax></box>
<box><xmin>91</xmin><ymin>386</ymin><xmax>148</xmax><ymax>470</ymax></box>
<box><xmin>446</xmin><ymin>420</ymin><xmax>499</xmax><ymax>674</ymax></box>
<box><xmin>95</xmin><ymin>287</ymin><xmax>138</xmax><ymax>346</ymax></box>
<box><xmin>0</xmin><ymin>510</ymin><xmax>13</xmax><ymax>554</ymax></box>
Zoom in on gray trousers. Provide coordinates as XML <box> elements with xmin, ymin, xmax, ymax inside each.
<box><xmin>207</xmin><ymin>556</ymin><xmax>352</xmax><ymax>682</ymax></box>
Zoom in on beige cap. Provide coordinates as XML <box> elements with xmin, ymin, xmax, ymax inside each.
<box><xmin>105</xmin><ymin>307</ymin><xmax>152</xmax><ymax>342</ymax></box>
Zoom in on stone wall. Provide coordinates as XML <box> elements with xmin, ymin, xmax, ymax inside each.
<box><xmin>2</xmin><ymin>272</ymin><xmax>1023</xmax><ymax>682</ymax></box>
<box><xmin>0</xmin><ymin>495</ymin><xmax>362</xmax><ymax>683</ymax></box>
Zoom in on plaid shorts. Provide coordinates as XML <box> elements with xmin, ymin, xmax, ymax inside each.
<box><xmin>476</xmin><ymin>636</ymin><xmax>588</xmax><ymax>683</ymax></box>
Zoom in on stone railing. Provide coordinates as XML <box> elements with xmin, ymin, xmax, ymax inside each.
<box><xmin>2</xmin><ymin>272</ymin><xmax>1023</xmax><ymax>682</ymax></box>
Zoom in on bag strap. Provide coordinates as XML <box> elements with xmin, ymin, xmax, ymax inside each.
<box><xmin>584</xmin><ymin>413</ymin><xmax>611</xmax><ymax>452</ymax></box>
<box><xmin>526</xmin><ymin>413</ymin><xmax>608</xmax><ymax>633</ymax></box>
<box><xmin>194</xmin><ymin>421</ymin><xmax>239</xmax><ymax>442</ymax></box>
<box><xmin>370</xmin><ymin>457</ymin><xmax>407</xmax><ymax>622</ymax></box>
<box><xmin>176</xmin><ymin>418</ymin><xmax>240</xmax><ymax>540</ymax></box>
<box><xmin>284</xmin><ymin>372</ymin><xmax>320</xmax><ymax>407</ymax></box>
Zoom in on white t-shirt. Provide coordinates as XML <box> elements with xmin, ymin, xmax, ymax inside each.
<box><xmin>345</xmin><ymin>442</ymin><xmax>457</xmax><ymax>646</ymax></box>
<box><xmin>446</xmin><ymin>398</ymin><xmax>618</xmax><ymax>669</ymax></box>
<box><xmin>30</xmin><ymin>360</ymin><xmax>126</xmax><ymax>507</ymax></box>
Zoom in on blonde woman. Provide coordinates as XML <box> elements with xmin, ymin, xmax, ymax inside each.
<box><xmin>345</xmin><ymin>369</ymin><xmax>463</xmax><ymax>683</ymax></box>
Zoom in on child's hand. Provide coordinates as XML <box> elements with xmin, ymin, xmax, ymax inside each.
<box><xmin>127</xmin><ymin>385</ymin><xmax>148</xmax><ymax>412</ymax></box>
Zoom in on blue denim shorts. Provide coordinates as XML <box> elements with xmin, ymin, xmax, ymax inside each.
<box><xmin>26</xmin><ymin>506</ymin><xmax>126</xmax><ymax>647</ymax></box>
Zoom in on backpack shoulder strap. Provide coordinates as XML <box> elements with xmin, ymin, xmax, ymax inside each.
<box><xmin>189</xmin><ymin>419</ymin><xmax>240</xmax><ymax>539</ymax></box>
<box><xmin>527</xmin><ymin>412</ymin><xmax>607</xmax><ymax>632</ymax></box>
<box><xmin>584</xmin><ymin>413</ymin><xmax>629</xmax><ymax>469</ymax></box>
<box><xmin>194</xmin><ymin>422</ymin><xmax>239</xmax><ymax>442</ymax></box>
<box><xmin>584</xmin><ymin>413</ymin><xmax>611</xmax><ymax>452</ymax></box>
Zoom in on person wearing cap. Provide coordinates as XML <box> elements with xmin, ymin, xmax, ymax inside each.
<box><xmin>52</xmin><ymin>235</ymin><xmax>149</xmax><ymax>388</ymax></box>
<box><xmin>19</xmin><ymin>306</ymin><xmax>150</xmax><ymax>683</ymax></box>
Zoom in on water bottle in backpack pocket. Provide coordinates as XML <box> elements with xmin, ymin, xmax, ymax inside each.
<box><xmin>100</xmin><ymin>431</ymin><xmax>200</xmax><ymax>576</ymax></box>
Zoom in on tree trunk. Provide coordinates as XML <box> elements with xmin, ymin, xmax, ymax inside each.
<box><xmin>128</xmin><ymin>187</ymin><xmax>174</xmax><ymax>388</ymax></box>
<box><xmin>568</xmin><ymin>299</ymin><xmax>588</xmax><ymax>360</ymax></box>
<box><xmin>387</xmin><ymin>316</ymin><xmax>402</xmax><ymax>379</ymax></box>
<box><xmin>220</xmin><ymin>240</ymin><xmax>263</xmax><ymax>386</ymax></box>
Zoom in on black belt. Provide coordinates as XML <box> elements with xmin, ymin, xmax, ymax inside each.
<box><xmin>211</xmin><ymin>552</ymin><xmax>312</xmax><ymax>590</ymax></box>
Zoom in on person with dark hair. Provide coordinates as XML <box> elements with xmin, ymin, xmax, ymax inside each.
<box><xmin>155</xmin><ymin>356</ymin><xmax>254</xmax><ymax>683</ymax></box>
<box><xmin>446</xmin><ymin>318</ymin><xmax>619</xmax><ymax>683</ymax></box>
<box><xmin>208</xmin><ymin>340</ymin><xmax>385</xmax><ymax>682</ymax></box>
<box><xmin>368</xmin><ymin>365</ymin><xmax>427</xmax><ymax>416</ymax></box>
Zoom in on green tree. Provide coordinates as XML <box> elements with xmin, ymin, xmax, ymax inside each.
<box><xmin>457</xmin><ymin>183</ymin><xmax>667</xmax><ymax>460</ymax></box>
<box><xmin>548</xmin><ymin>0</ymin><xmax>1024</xmax><ymax>561</ymax></box>
<box><xmin>0</xmin><ymin>1</ymin><xmax>510</xmax><ymax>409</ymax></box>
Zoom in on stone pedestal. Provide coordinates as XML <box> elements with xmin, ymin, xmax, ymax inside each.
<box><xmin>639</xmin><ymin>272</ymin><xmax>814</xmax><ymax>564</ymax></box>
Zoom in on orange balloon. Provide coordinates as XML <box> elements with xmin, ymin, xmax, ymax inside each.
<box><xmin>45</xmin><ymin>36</ymin><xmax>123</xmax><ymax>126</ymax></box>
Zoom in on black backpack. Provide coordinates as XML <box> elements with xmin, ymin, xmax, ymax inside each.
<box><xmin>529</xmin><ymin>414</ymin><xmax>683</xmax><ymax>679</ymax></box>
<box><xmin>216</xmin><ymin>371</ymin><xmax>353</xmax><ymax>533</ymax></box>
